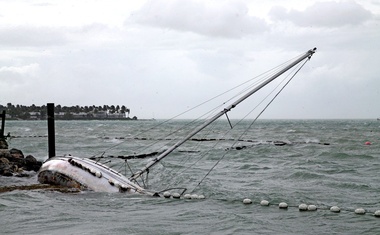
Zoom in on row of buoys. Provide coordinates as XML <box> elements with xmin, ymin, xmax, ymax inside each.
<box><xmin>107</xmin><ymin>178</ymin><xmax>138</xmax><ymax>193</ymax></box>
<box><xmin>68</xmin><ymin>157</ymin><xmax>139</xmax><ymax>193</ymax></box>
<box><xmin>162</xmin><ymin>191</ymin><xmax>205</xmax><ymax>199</ymax></box>
<box><xmin>242</xmin><ymin>198</ymin><xmax>380</xmax><ymax>217</ymax></box>
<box><xmin>68</xmin><ymin>158</ymin><xmax>102</xmax><ymax>178</ymax></box>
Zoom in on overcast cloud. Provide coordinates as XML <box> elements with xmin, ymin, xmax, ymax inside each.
<box><xmin>269</xmin><ymin>1</ymin><xmax>373</xmax><ymax>27</ymax></box>
<box><xmin>0</xmin><ymin>0</ymin><xmax>379</xmax><ymax>119</ymax></box>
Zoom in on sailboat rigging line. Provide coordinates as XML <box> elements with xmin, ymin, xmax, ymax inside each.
<box><xmin>124</xmin><ymin>159</ymin><xmax>133</xmax><ymax>176</ymax></box>
<box><xmin>95</xmin><ymin>107</ymin><xmax>221</xmax><ymax>161</ymax></box>
<box><xmin>228</xmin><ymin>58</ymin><xmax>309</xmax><ymax>150</ymax></box>
<box><xmin>92</xmin><ymin>53</ymin><xmax>306</xmax><ymax>159</ymax></box>
<box><xmin>163</xmin><ymin>120</ymin><xmax>224</xmax><ymax>185</ymax></box>
<box><xmin>163</xmin><ymin>129</ymin><xmax>228</xmax><ymax>190</ymax></box>
<box><xmin>92</xmin><ymin>151</ymin><xmax>106</xmax><ymax>163</ymax></box>
<box><xmin>233</xmin><ymin>56</ymin><xmax>308</xmax><ymax>130</ymax></box>
<box><xmin>190</xmin><ymin>57</ymin><xmax>311</xmax><ymax>193</ymax></box>
<box><xmin>129</xmin><ymin>48</ymin><xmax>316</xmax><ymax>182</ymax></box>
<box><xmin>150</xmin><ymin>52</ymin><xmax>302</xmax><ymax>123</ymax></box>
<box><xmin>92</xmin><ymin>76</ymin><xmax>249</xmax><ymax>158</ymax></box>
<box><xmin>93</xmin><ymin>53</ymin><xmax>301</xmax><ymax>161</ymax></box>
<box><xmin>225</xmin><ymin>113</ymin><xmax>233</xmax><ymax>129</ymax></box>
<box><xmin>192</xmin><ymin>53</ymin><xmax>306</xmax><ymax>125</ymax></box>
<box><xmin>139</xmin><ymin>170</ymin><xmax>147</xmax><ymax>188</ymax></box>
<box><xmin>107</xmin><ymin>97</ymin><xmax>226</xmax><ymax>163</ymax></box>
<box><xmin>157</xmin><ymin>120</ymin><xmax>216</xmax><ymax>186</ymax></box>
<box><xmin>149</xmin><ymin>120</ymin><xmax>224</xmax><ymax>191</ymax></box>
<box><xmin>145</xmin><ymin>169</ymin><xmax>149</xmax><ymax>189</ymax></box>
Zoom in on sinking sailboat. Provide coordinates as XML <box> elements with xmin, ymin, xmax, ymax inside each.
<box><xmin>38</xmin><ymin>48</ymin><xmax>317</xmax><ymax>196</ymax></box>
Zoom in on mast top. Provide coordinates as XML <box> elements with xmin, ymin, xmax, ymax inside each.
<box><xmin>309</xmin><ymin>48</ymin><xmax>317</xmax><ymax>56</ymax></box>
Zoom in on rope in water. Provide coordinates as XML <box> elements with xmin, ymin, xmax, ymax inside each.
<box><xmin>7</xmin><ymin>135</ymin><xmax>47</xmax><ymax>138</ymax></box>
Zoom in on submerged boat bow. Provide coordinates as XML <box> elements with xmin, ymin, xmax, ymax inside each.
<box><xmin>38</xmin><ymin>156</ymin><xmax>152</xmax><ymax>194</ymax></box>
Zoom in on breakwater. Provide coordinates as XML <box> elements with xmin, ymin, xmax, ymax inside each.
<box><xmin>0</xmin><ymin>138</ymin><xmax>42</xmax><ymax>177</ymax></box>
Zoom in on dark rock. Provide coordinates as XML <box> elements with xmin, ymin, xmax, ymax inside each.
<box><xmin>24</xmin><ymin>155</ymin><xmax>42</xmax><ymax>171</ymax></box>
<box><xmin>0</xmin><ymin>138</ymin><xmax>8</xmax><ymax>149</ymax></box>
<box><xmin>0</xmin><ymin>149</ymin><xmax>11</xmax><ymax>158</ymax></box>
<box><xmin>25</xmin><ymin>155</ymin><xmax>37</xmax><ymax>164</ymax></box>
<box><xmin>0</xmin><ymin>157</ymin><xmax>10</xmax><ymax>164</ymax></box>
<box><xmin>0</xmin><ymin>157</ymin><xmax>12</xmax><ymax>176</ymax></box>
<box><xmin>0</xmin><ymin>150</ymin><xmax>42</xmax><ymax>176</ymax></box>
<box><xmin>1</xmin><ymin>169</ymin><xmax>13</xmax><ymax>177</ymax></box>
<box><xmin>10</xmin><ymin>148</ymin><xmax>24</xmax><ymax>159</ymax></box>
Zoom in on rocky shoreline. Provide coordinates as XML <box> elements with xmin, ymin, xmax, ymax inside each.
<box><xmin>0</xmin><ymin>138</ymin><xmax>42</xmax><ymax>177</ymax></box>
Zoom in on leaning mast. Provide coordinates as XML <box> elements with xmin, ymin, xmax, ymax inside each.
<box><xmin>130</xmin><ymin>48</ymin><xmax>317</xmax><ymax>181</ymax></box>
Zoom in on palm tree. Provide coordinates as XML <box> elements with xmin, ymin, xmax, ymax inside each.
<box><xmin>56</xmin><ymin>105</ymin><xmax>62</xmax><ymax>113</ymax></box>
<box><xmin>110</xmin><ymin>105</ymin><xmax>115</xmax><ymax>114</ymax></box>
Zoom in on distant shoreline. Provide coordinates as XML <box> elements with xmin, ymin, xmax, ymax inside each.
<box><xmin>6</xmin><ymin>118</ymin><xmax>156</xmax><ymax>121</ymax></box>
<box><xmin>1</xmin><ymin>103</ymin><xmax>137</xmax><ymax>121</ymax></box>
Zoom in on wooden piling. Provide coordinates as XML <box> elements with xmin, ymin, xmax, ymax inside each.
<box><xmin>0</xmin><ymin>110</ymin><xmax>5</xmax><ymax>138</ymax></box>
<box><xmin>47</xmin><ymin>103</ymin><xmax>56</xmax><ymax>158</ymax></box>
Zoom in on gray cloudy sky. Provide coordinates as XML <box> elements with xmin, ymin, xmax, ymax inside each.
<box><xmin>1</xmin><ymin>0</ymin><xmax>379</xmax><ymax>119</ymax></box>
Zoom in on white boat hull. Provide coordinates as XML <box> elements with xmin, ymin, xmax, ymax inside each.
<box><xmin>38</xmin><ymin>156</ymin><xmax>151</xmax><ymax>194</ymax></box>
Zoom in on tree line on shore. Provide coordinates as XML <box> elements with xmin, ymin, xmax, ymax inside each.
<box><xmin>0</xmin><ymin>103</ymin><xmax>134</xmax><ymax>120</ymax></box>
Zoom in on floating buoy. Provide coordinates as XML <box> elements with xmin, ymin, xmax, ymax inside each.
<box><xmin>260</xmin><ymin>200</ymin><xmax>269</xmax><ymax>206</ymax></box>
<box><xmin>299</xmin><ymin>204</ymin><xmax>308</xmax><ymax>211</ymax></box>
<box><xmin>279</xmin><ymin>202</ymin><xmax>288</xmax><ymax>209</ymax></box>
<box><xmin>365</xmin><ymin>141</ymin><xmax>371</xmax><ymax>145</ymax></box>
<box><xmin>184</xmin><ymin>194</ymin><xmax>192</xmax><ymax>199</ymax></box>
<box><xmin>120</xmin><ymin>184</ymin><xmax>129</xmax><ymax>191</ymax></box>
<box><xmin>120</xmin><ymin>184</ymin><xmax>127</xmax><ymax>190</ymax></box>
<box><xmin>163</xmin><ymin>192</ymin><xmax>171</xmax><ymax>198</ymax></box>
<box><xmin>95</xmin><ymin>171</ymin><xmax>102</xmax><ymax>178</ymax></box>
<box><xmin>374</xmin><ymin>210</ymin><xmax>380</xmax><ymax>217</ymax></box>
<box><xmin>191</xmin><ymin>194</ymin><xmax>199</xmax><ymax>199</ymax></box>
<box><xmin>355</xmin><ymin>208</ymin><xmax>366</xmax><ymax>215</ymax></box>
<box><xmin>330</xmin><ymin>206</ymin><xmax>340</xmax><ymax>213</ymax></box>
<box><xmin>90</xmin><ymin>168</ymin><xmax>97</xmax><ymax>176</ymax></box>
<box><xmin>243</xmin><ymin>198</ymin><xmax>252</xmax><ymax>204</ymax></box>
<box><xmin>308</xmin><ymin>205</ymin><xmax>317</xmax><ymax>211</ymax></box>
<box><xmin>172</xmin><ymin>193</ymin><xmax>181</xmax><ymax>199</ymax></box>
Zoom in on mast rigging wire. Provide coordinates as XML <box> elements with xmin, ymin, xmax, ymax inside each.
<box><xmin>190</xmin><ymin>57</ymin><xmax>311</xmax><ymax>193</ymax></box>
<box><xmin>91</xmin><ymin>53</ymin><xmax>309</xmax><ymax>160</ymax></box>
<box><xmin>89</xmin><ymin>49</ymin><xmax>316</xmax><ymax>190</ymax></box>
<box><xmin>161</xmin><ymin>55</ymin><xmax>311</xmax><ymax>192</ymax></box>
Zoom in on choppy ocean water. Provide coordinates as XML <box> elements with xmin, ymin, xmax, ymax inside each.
<box><xmin>1</xmin><ymin>119</ymin><xmax>380</xmax><ymax>234</ymax></box>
